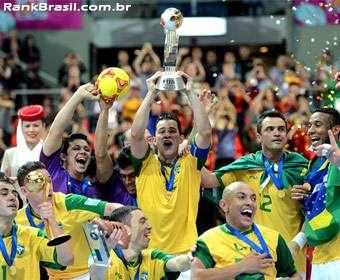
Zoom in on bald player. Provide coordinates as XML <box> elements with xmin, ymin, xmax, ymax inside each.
<box><xmin>191</xmin><ymin>182</ymin><xmax>301</xmax><ymax>280</ymax></box>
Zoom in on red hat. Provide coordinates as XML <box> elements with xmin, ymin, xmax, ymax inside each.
<box><xmin>18</xmin><ymin>105</ymin><xmax>45</xmax><ymax>121</ymax></box>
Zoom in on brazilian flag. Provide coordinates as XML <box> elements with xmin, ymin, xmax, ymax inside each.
<box><xmin>203</xmin><ymin>150</ymin><xmax>308</xmax><ymax>205</ymax></box>
<box><xmin>305</xmin><ymin>144</ymin><xmax>340</xmax><ymax>246</ymax></box>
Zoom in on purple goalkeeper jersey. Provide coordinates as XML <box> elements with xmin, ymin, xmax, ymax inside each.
<box><xmin>40</xmin><ymin>149</ymin><xmax>104</xmax><ymax>199</ymax></box>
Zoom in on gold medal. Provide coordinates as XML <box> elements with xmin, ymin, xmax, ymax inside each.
<box><xmin>9</xmin><ymin>265</ymin><xmax>16</xmax><ymax>276</ymax></box>
<box><xmin>303</xmin><ymin>183</ymin><xmax>311</xmax><ymax>192</ymax></box>
<box><xmin>277</xmin><ymin>189</ymin><xmax>285</xmax><ymax>199</ymax></box>
<box><xmin>165</xmin><ymin>191</ymin><xmax>172</xmax><ymax>200</ymax></box>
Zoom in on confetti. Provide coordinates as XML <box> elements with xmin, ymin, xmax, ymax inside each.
<box><xmin>312</xmin><ymin>14</ymin><xmax>316</xmax><ymax>18</ymax></box>
<box><xmin>311</xmin><ymin>38</ymin><xmax>315</xmax><ymax>42</ymax></box>
<box><xmin>292</xmin><ymin>6</ymin><xmax>296</xmax><ymax>11</ymax></box>
<box><xmin>326</xmin><ymin>40</ymin><xmax>330</xmax><ymax>44</ymax></box>
<box><xmin>313</xmin><ymin>56</ymin><xmax>318</xmax><ymax>60</ymax></box>
<box><xmin>230</xmin><ymin>39</ymin><xmax>235</xmax><ymax>43</ymax></box>
<box><xmin>213</xmin><ymin>73</ymin><xmax>217</xmax><ymax>78</ymax></box>
<box><xmin>276</xmin><ymin>19</ymin><xmax>281</xmax><ymax>25</ymax></box>
<box><xmin>306</xmin><ymin>19</ymin><xmax>311</xmax><ymax>24</ymax></box>
<box><xmin>320</xmin><ymin>2</ymin><xmax>323</xmax><ymax>6</ymax></box>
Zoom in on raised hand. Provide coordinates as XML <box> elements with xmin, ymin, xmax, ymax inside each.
<box><xmin>334</xmin><ymin>72</ymin><xmax>340</xmax><ymax>90</ymax></box>
<box><xmin>146</xmin><ymin>71</ymin><xmax>162</xmax><ymax>93</ymax></box>
<box><xmin>199</xmin><ymin>89</ymin><xmax>217</xmax><ymax>115</ymax></box>
<box><xmin>315</xmin><ymin>130</ymin><xmax>340</xmax><ymax>167</ymax></box>
<box><xmin>291</xmin><ymin>184</ymin><xmax>310</xmax><ymax>203</ymax></box>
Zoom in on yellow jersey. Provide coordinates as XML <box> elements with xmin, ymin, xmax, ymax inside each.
<box><xmin>15</xmin><ymin>192</ymin><xmax>107</xmax><ymax>279</ymax></box>
<box><xmin>88</xmin><ymin>249</ymin><xmax>180</xmax><ymax>279</ymax></box>
<box><xmin>214</xmin><ymin>169</ymin><xmax>306</xmax><ymax>272</ymax></box>
<box><xmin>132</xmin><ymin>143</ymin><xmax>208</xmax><ymax>254</ymax></box>
<box><xmin>194</xmin><ymin>224</ymin><xmax>296</xmax><ymax>279</ymax></box>
<box><xmin>0</xmin><ymin>224</ymin><xmax>65</xmax><ymax>280</ymax></box>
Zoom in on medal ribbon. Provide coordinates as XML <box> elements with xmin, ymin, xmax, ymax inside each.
<box><xmin>158</xmin><ymin>156</ymin><xmax>179</xmax><ymax>192</ymax></box>
<box><xmin>304</xmin><ymin>157</ymin><xmax>327</xmax><ymax>183</ymax></box>
<box><xmin>0</xmin><ymin>224</ymin><xmax>17</xmax><ymax>267</ymax></box>
<box><xmin>115</xmin><ymin>248</ymin><xmax>142</xmax><ymax>280</ymax></box>
<box><xmin>66</xmin><ymin>172</ymin><xmax>89</xmax><ymax>196</ymax></box>
<box><xmin>25</xmin><ymin>205</ymin><xmax>44</xmax><ymax>229</ymax></box>
<box><xmin>263</xmin><ymin>154</ymin><xmax>285</xmax><ymax>190</ymax></box>
<box><xmin>132</xmin><ymin>197</ymin><xmax>137</xmax><ymax>207</ymax></box>
<box><xmin>225</xmin><ymin>222</ymin><xmax>272</xmax><ymax>259</ymax></box>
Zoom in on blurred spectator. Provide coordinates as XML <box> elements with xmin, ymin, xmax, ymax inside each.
<box><xmin>2</xmin><ymin>27</ymin><xmax>21</xmax><ymax>60</ymax></box>
<box><xmin>0</xmin><ymin>55</ymin><xmax>11</xmax><ymax>90</ymax></box>
<box><xmin>204</xmin><ymin>50</ymin><xmax>220</xmax><ymax>87</ymax></box>
<box><xmin>268</xmin><ymin>54</ymin><xmax>289</xmax><ymax>88</ymax></box>
<box><xmin>181</xmin><ymin>104</ymin><xmax>193</xmax><ymax>137</ymax></box>
<box><xmin>223</xmin><ymin>51</ymin><xmax>241</xmax><ymax>76</ymax></box>
<box><xmin>237</xmin><ymin>45</ymin><xmax>253</xmax><ymax>82</ymax></box>
<box><xmin>214</xmin><ymin>62</ymin><xmax>241</xmax><ymax>91</ymax></box>
<box><xmin>0</xmin><ymin>89</ymin><xmax>14</xmax><ymax>146</ymax></box>
<box><xmin>133</xmin><ymin>42</ymin><xmax>161</xmax><ymax>75</ymax></box>
<box><xmin>42</xmin><ymin>96</ymin><xmax>56</xmax><ymax>119</ymax></box>
<box><xmin>116</xmin><ymin>50</ymin><xmax>130</xmax><ymax>68</ymax></box>
<box><xmin>19</xmin><ymin>35</ymin><xmax>41</xmax><ymax>63</ymax></box>
<box><xmin>121</xmin><ymin>86</ymin><xmax>143</xmax><ymax>121</ymax></box>
<box><xmin>121</xmin><ymin>65</ymin><xmax>142</xmax><ymax>90</ymax></box>
<box><xmin>58</xmin><ymin>52</ymin><xmax>86</xmax><ymax>85</ymax></box>
<box><xmin>245</xmin><ymin>57</ymin><xmax>270</xmax><ymax>100</ymax></box>
<box><xmin>5</xmin><ymin>54</ymin><xmax>25</xmax><ymax>90</ymax></box>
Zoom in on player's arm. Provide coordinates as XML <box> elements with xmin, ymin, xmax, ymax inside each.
<box><xmin>43</xmin><ymin>83</ymin><xmax>99</xmax><ymax>156</ymax></box>
<box><xmin>166</xmin><ymin>243</ymin><xmax>197</xmax><ymax>272</ymax></box>
<box><xmin>103</xmin><ymin>202</ymin><xmax>123</xmax><ymax>217</ymax></box>
<box><xmin>288</xmin><ymin>223</ymin><xmax>306</xmax><ymax>260</ymax></box>
<box><xmin>94</xmin><ymin>97</ymin><xmax>115</xmax><ymax>184</ymax></box>
<box><xmin>130</xmin><ymin>71</ymin><xmax>162</xmax><ymax>159</ymax></box>
<box><xmin>200</xmin><ymin>167</ymin><xmax>220</xmax><ymax>188</ymax></box>
<box><xmin>40</xmin><ymin>202</ymin><xmax>74</xmax><ymax>266</ymax></box>
<box><xmin>179</xmin><ymin>73</ymin><xmax>211</xmax><ymax>149</ymax></box>
<box><xmin>191</xmin><ymin>252</ymin><xmax>274</xmax><ymax>280</ymax></box>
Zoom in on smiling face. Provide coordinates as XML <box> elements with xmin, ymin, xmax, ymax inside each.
<box><xmin>62</xmin><ymin>138</ymin><xmax>91</xmax><ymax>178</ymax></box>
<box><xmin>308</xmin><ymin>112</ymin><xmax>333</xmax><ymax>149</ymax></box>
<box><xmin>220</xmin><ymin>183</ymin><xmax>257</xmax><ymax>232</ymax></box>
<box><xmin>21</xmin><ymin>168</ymin><xmax>54</xmax><ymax>207</ymax></box>
<box><xmin>256</xmin><ymin>117</ymin><xmax>287</xmax><ymax>154</ymax></box>
<box><xmin>127</xmin><ymin>210</ymin><xmax>152</xmax><ymax>251</ymax></box>
<box><xmin>119</xmin><ymin>165</ymin><xmax>136</xmax><ymax>195</ymax></box>
<box><xmin>22</xmin><ymin>120</ymin><xmax>44</xmax><ymax>149</ymax></box>
<box><xmin>153</xmin><ymin>119</ymin><xmax>183</xmax><ymax>163</ymax></box>
<box><xmin>0</xmin><ymin>182</ymin><xmax>19</xmax><ymax>220</ymax></box>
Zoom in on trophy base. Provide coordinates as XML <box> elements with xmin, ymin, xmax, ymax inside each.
<box><xmin>156</xmin><ymin>73</ymin><xmax>185</xmax><ymax>91</ymax></box>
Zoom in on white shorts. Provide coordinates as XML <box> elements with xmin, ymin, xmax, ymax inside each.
<box><xmin>277</xmin><ymin>272</ymin><xmax>305</xmax><ymax>280</ymax></box>
<box><xmin>177</xmin><ymin>270</ymin><xmax>191</xmax><ymax>280</ymax></box>
<box><xmin>311</xmin><ymin>259</ymin><xmax>340</xmax><ymax>280</ymax></box>
<box><xmin>61</xmin><ymin>273</ymin><xmax>90</xmax><ymax>280</ymax></box>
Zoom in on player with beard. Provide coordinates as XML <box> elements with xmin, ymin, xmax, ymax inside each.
<box><xmin>201</xmin><ymin>110</ymin><xmax>309</xmax><ymax>278</ymax></box>
<box><xmin>130</xmin><ymin>71</ymin><xmax>212</xmax><ymax>258</ymax></box>
<box><xmin>291</xmin><ymin>108</ymin><xmax>340</xmax><ymax>279</ymax></box>
<box><xmin>40</xmin><ymin>83</ymin><xmax>104</xmax><ymax>199</ymax></box>
<box><xmin>191</xmin><ymin>182</ymin><xmax>300</xmax><ymax>279</ymax></box>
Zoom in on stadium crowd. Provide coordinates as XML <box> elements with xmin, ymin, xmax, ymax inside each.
<box><xmin>0</xmin><ymin>27</ymin><xmax>340</xmax><ymax>280</ymax></box>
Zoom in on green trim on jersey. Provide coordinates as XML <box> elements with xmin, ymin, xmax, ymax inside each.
<box><xmin>151</xmin><ymin>250</ymin><xmax>180</xmax><ymax>280</ymax></box>
<box><xmin>65</xmin><ymin>194</ymin><xmax>107</xmax><ymax>218</ymax></box>
<box><xmin>220</xmin><ymin>225</ymin><xmax>254</xmax><ymax>236</ymax></box>
<box><xmin>275</xmin><ymin>234</ymin><xmax>297</xmax><ymax>277</ymax></box>
<box><xmin>131</xmin><ymin>146</ymin><xmax>151</xmax><ymax>177</ymax></box>
<box><xmin>194</xmin><ymin>239</ymin><xmax>215</xmax><ymax>268</ymax></box>
<box><xmin>41</xmin><ymin>248</ymin><xmax>66</xmax><ymax>271</ymax></box>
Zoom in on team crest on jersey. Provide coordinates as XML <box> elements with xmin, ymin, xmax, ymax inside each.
<box><xmin>140</xmin><ymin>272</ymin><xmax>148</xmax><ymax>280</ymax></box>
<box><xmin>16</xmin><ymin>245</ymin><xmax>25</xmax><ymax>255</ymax></box>
<box><xmin>175</xmin><ymin>165</ymin><xmax>181</xmax><ymax>174</ymax></box>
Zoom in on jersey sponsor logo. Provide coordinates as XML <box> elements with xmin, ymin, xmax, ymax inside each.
<box><xmin>141</xmin><ymin>272</ymin><xmax>148</xmax><ymax>280</ymax></box>
<box><xmin>85</xmin><ymin>198</ymin><xmax>100</xmax><ymax>206</ymax></box>
<box><xmin>16</xmin><ymin>245</ymin><xmax>25</xmax><ymax>255</ymax></box>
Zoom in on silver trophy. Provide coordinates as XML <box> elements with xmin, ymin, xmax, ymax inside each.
<box><xmin>82</xmin><ymin>224</ymin><xmax>112</xmax><ymax>267</ymax></box>
<box><xmin>156</xmin><ymin>8</ymin><xmax>185</xmax><ymax>91</ymax></box>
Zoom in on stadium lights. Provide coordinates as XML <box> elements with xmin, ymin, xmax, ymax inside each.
<box><xmin>176</xmin><ymin>17</ymin><xmax>227</xmax><ymax>36</ymax></box>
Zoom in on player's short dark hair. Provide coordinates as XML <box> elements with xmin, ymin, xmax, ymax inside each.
<box><xmin>115</xmin><ymin>147</ymin><xmax>132</xmax><ymax>169</ymax></box>
<box><xmin>154</xmin><ymin>113</ymin><xmax>182</xmax><ymax>135</ymax></box>
<box><xmin>0</xmin><ymin>177</ymin><xmax>14</xmax><ymax>187</ymax></box>
<box><xmin>257</xmin><ymin>110</ymin><xmax>287</xmax><ymax>134</ymax></box>
<box><xmin>109</xmin><ymin>206</ymin><xmax>140</xmax><ymax>226</ymax></box>
<box><xmin>17</xmin><ymin>161</ymin><xmax>46</xmax><ymax>187</ymax></box>
<box><xmin>313</xmin><ymin>108</ymin><xmax>340</xmax><ymax>128</ymax></box>
<box><xmin>60</xmin><ymin>133</ymin><xmax>90</xmax><ymax>155</ymax></box>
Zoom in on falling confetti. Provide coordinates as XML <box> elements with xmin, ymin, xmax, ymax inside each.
<box><xmin>230</xmin><ymin>39</ymin><xmax>235</xmax><ymax>43</ymax></box>
<box><xmin>312</xmin><ymin>14</ymin><xmax>316</xmax><ymax>18</ymax></box>
<box><xmin>276</xmin><ymin>19</ymin><xmax>281</xmax><ymax>25</ymax></box>
<box><xmin>326</xmin><ymin>41</ymin><xmax>330</xmax><ymax>45</ymax></box>
<box><xmin>311</xmin><ymin>38</ymin><xmax>315</xmax><ymax>42</ymax></box>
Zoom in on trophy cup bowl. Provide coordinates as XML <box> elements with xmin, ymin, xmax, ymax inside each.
<box><xmin>156</xmin><ymin>8</ymin><xmax>185</xmax><ymax>91</ymax></box>
<box><xmin>25</xmin><ymin>171</ymin><xmax>71</xmax><ymax>246</ymax></box>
